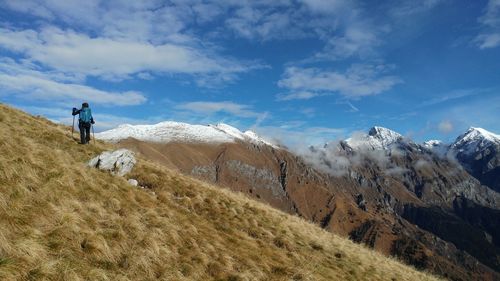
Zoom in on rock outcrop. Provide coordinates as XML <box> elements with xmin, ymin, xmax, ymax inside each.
<box><xmin>88</xmin><ymin>149</ymin><xmax>136</xmax><ymax>176</ymax></box>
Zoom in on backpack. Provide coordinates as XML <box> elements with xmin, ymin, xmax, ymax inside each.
<box><xmin>79</xmin><ymin>108</ymin><xmax>92</xmax><ymax>123</ymax></box>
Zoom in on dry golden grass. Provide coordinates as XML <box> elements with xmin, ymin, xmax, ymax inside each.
<box><xmin>0</xmin><ymin>103</ymin><xmax>442</xmax><ymax>281</ymax></box>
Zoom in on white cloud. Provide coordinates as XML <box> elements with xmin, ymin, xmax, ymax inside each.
<box><xmin>345</xmin><ymin>101</ymin><xmax>359</xmax><ymax>112</ymax></box>
<box><xmin>0</xmin><ymin>59</ymin><xmax>146</xmax><ymax>106</ymax></box>
<box><xmin>278</xmin><ymin>64</ymin><xmax>402</xmax><ymax>99</ymax></box>
<box><xmin>224</xmin><ymin>4</ymin><xmax>309</xmax><ymax>41</ymax></box>
<box><xmin>0</xmin><ymin>57</ymin><xmax>83</xmax><ymax>83</ymax></box>
<box><xmin>299</xmin><ymin>107</ymin><xmax>316</xmax><ymax>117</ymax></box>
<box><xmin>3</xmin><ymin>0</ymin><xmax>186</xmax><ymax>43</ymax></box>
<box><xmin>390</xmin><ymin>0</ymin><xmax>445</xmax><ymax>17</ymax></box>
<box><xmin>475</xmin><ymin>33</ymin><xmax>500</xmax><ymax>49</ymax></box>
<box><xmin>427</xmin><ymin>90</ymin><xmax>500</xmax><ymax>137</ymax></box>
<box><xmin>2</xmin><ymin>0</ymin><xmax>319</xmax><ymax>43</ymax></box>
<box><xmin>438</xmin><ymin>120</ymin><xmax>454</xmax><ymax>134</ymax></box>
<box><xmin>384</xmin><ymin>166</ymin><xmax>409</xmax><ymax>176</ymax></box>
<box><xmin>0</xmin><ymin>27</ymin><xmax>258</xmax><ymax>82</ymax></box>
<box><xmin>87</xmin><ymin>113</ymin><xmax>151</xmax><ymax>132</ymax></box>
<box><xmin>254</xmin><ymin>124</ymin><xmax>346</xmax><ymax>149</ymax></box>
<box><xmin>299</xmin><ymin>0</ymin><xmax>351</xmax><ymax>14</ymax></box>
<box><xmin>176</xmin><ymin>101</ymin><xmax>266</xmax><ymax>119</ymax></box>
<box><xmin>276</xmin><ymin>91</ymin><xmax>324</xmax><ymax>101</ymax></box>
<box><xmin>312</xmin><ymin>25</ymin><xmax>380</xmax><ymax>61</ymax></box>
<box><xmin>0</xmin><ymin>1</ymin><xmax>274</xmax><ymax>88</ymax></box>
<box><xmin>17</xmin><ymin>105</ymin><xmax>152</xmax><ymax>132</ymax></box>
<box><xmin>479</xmin><ymin>0</ymin><xmax>500</xmax><ymax>27</ymax></box>
<box><xmin>1</xmin><ymin>0</ymin><xmax>388</xmax><ymax>71</ymax></box>
<box><xmin>415</xmin><ymin>159</ymin><xmax>431</xmax><ymax>170</ymax></box>
<box><xmin>2</xmin><ymin>0</ymin><xmax>58</xmax><ymax>19</ymax></box>
<box><xmin>0</xmin><ymin>73</ymin><xmax>146</xmax><ymax>106</ymax></box>
<box><xmin>419</xmin><ymin>88</ymin><xmax>485</xmax><ymax>107</ymax></box>
<box><xmin>475</xmin><ymin>0</ymin><xmax>500</xmax><ymax>49</ymax></box>
<box><xmin>296</xmin><ymin>137</ymin><xmax>396</xmax><ymax>177</ymax></box>
<box><xmin>296</xmin><ymin>0</ymin><xmax>383</xmax><ymax>61</ymax></box>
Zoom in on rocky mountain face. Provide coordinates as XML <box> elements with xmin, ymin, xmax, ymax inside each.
<box><xmin>449</xmin><ymin>127</ymin><xmax>500</xmax><ymax>193</ymax></box>
<box><xmin>310</xmin><ymin>127</ymin><xmax>500</xmax><ymax>279</ymax></box>
<box><xmin>421</xmin><ymin>127</ymin><xmax>500</xmax><ymax>193</ymax></box>
<box><xmin>97</xmin><ymin>123</ymin><xmax>500</xmax><ymax>281</ymax></box>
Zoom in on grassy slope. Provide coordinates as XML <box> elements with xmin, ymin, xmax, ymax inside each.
<box><xmin>0</xmin><ymin>104</ymin><xmax>440</xmax><ymax>281</ymax></box>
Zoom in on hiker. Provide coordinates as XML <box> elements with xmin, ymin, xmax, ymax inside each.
<box><xmin>72</xmin><ymin>102</ymin><xmax>95</xmax><ymax>144</ymax></box>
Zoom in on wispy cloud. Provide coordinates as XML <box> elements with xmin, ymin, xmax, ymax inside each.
<box><xmin>419</xmin><ymin>88</ymin><xmax>486</xmax><ymax>107</ymax></box>
<box><xmin>276</xmin><ymin>91</ymin><xmax>325</xmax><ymax>101</ymax></box>
<box><xmin>278</xmin><ymin>64</ymin><xmax>402</xmax><ymax>100</ymax></box>
<box><xmin>390</xmin><ymin>0</ymin><xmax>446</xmax><ymax>17</ymax></box>
<box><xmin>175</xmin><ymin>101</ymin><xmax>269</xmax><ymax>128</ymax></box>
<box><xmin>0</xmin><ymin>59</ymin><xmax>146</xmax><ymax>106</ymax></box>
<box><xmin>176</xmin><ymin>101</ymin><xmax>264</xmax><ymax>118</ymax></box>
<box><xmin>345</xmin><ymin>101</ymin><xmax>360</xmax><ymax>112</ymax></box>
<box><xmin>144</xmin><ymin>100</ymin><xmax>270</xmax><ymax>133</ymax></box>
<box><xmin>255</xmin><ymin>124</ymin><xmax>346</xmax><ymax>149</ymax></box>
<box><xmin>224</xmin><ymin>5</ymin><xmax>306</xmax><ymax>41</ymax></box>
<box><xmin>426</xmin><ymin>91</ymin><xmax>500</xmax><ymax>138</ymax></box>
<box><xmin>3</xmin><ymin>0</ymin><xmax>190</xmax><ymax>42</ymax></box>
<box><xmin>475</xmin><ymin>33</ymin><xmax>500</xmax><ymax>49</ymax></box>
<box><xmin>0</xmin><ymin>73</ymin><xmax>146</xmax><ymax>106</ymax></box>
<box><xmin>474</xmin><ymin>0</ymin><xmax>500</xmax><ymax>49</ymax></box>
<box><xmin>299</xmin><ymin>107</ymin><xmax>316</xmax><ymax>117</ymax></box>
<box><xmin>1</xmin><ymin>0</ymin><xmax>352</xmax><ymax>44</ymax></box>
<box><xmin>311</xmin><ymin>26</ymin><xmax>381</xmax><ymax>61</ymax></box>
<box><xmin>16</xmin><ymin>105</ymin><xmax>153</xmax><ymax>132</ymax></box>
<box><xmin>438</xmin><ymin>120</ymin><xmax>454</xmax><ymax>134</ymax></box>
<box><xmin>0</xmin><ymin>27</ymin><xmax>261</xmax><ymax>83</ymax></box>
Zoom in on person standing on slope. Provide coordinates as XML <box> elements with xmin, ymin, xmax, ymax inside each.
<box><xmin>72</xmin><ymin>102</ymin><xmax>95</xmax><ymax>144</ymax></box>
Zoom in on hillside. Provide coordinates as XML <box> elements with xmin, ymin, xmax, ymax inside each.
<box><xmin>0</xmin><ymin>104</ymin><xmax>443</xmax><ymax>280</ymax></box>
<box><xmin>103</xmin><ymin>124</ymin><xmax>500</xmax><ymax>280</ymax></box>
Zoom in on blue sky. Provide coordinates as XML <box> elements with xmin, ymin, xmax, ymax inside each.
<box><xmin>0</xmin><ymin>0</ymin><xmax>499</xmax><ymax>147</ymax></box>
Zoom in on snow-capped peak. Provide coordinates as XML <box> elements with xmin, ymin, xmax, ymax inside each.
<box><xmin>423</xmin><ymin>140</ymin><xmax>449</xmax><ymax>157</ymax></box>
<box><xmin>95</xmin><ymin>121</ymin><xmax>277</xmax><ymax>147</ymax></box>
<box><xmin>210</xmin><ymin>123</ymin><xmax>276</xmax><ymax>147</ymax></box>
<box><xmin>454</xmin><ymin>127</ymin><xmax>500</xmax><ymax>146</ymax></box>
<box><xmin>243</xmin><ymin>130</ymin><xmax>275</xmax><ymax>146</ymax></box>
<box><xmin>451</xmin><ymin>127</ymin><xmax>500</xmax><ymax>155</ymax></box>
<box><xmin>423</xmin><ymin>140</ymin><xmax>443</xmax><ymax>148</ymax></box>
<box><xmin>346</xmin><ymin>126</ymin><xmax>404</xmax><ymax>150</ymax></box>
<box><xmin>368</xmin><ymin>126</ymin><xmax>403</xmax><ymax>144</ymax></box>
<box><xmin>210</xmin><ymin>123</ymin><xmax>245</xmax><ymax>139</ymax></box>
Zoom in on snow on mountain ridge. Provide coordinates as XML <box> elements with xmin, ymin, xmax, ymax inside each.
<box><xmin>95</xmin><ymin>121</ymin><xmax>276</xmax><ymax>147</ymax></box>
<box><xmin>242</xmin><ymin>130</ymin><xmax>275</xmax><ymax>146</ymax></box>
<box><xmin>346</xmin><ymin>126</ymin><xmax>404</xmax><ymax>150</ymax></box>
<box><xmin>450</xmin><ymin>127</ymin><xmax>500</xmax><ymax>156</ymax></box>
<box><xmin>453</xmin><ymin>127</ymin><xmax>500</xmax><ymax>146</ymax></box>
<box><xmin>423</xmin><ymin>140</ymin><xmax>449</xmax><ymax>157</ymax></box>
<box><xmin>369</xmin><ymin>126</ymin><xmax>403</xmax><ymax>145</ymax></box>
<box><xmin>210</xmin><ymin>123</ymin><xmax>276</xmax><ymax>146</ymax></box>
<box><xmin>423</xmin><ymin>140</ymin><xmax>443</xmax><ymax>147</ymax></box>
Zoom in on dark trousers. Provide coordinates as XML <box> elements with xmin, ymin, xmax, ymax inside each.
<box><xmin>79</xmin><ymin>122</ymin><xmax>91</xmax><ymax>144</ymax></box>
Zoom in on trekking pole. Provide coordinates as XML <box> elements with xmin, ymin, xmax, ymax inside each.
<box><xmin>71</xmin><ymin>115</ymin><xmax>75</xmax><ymax>138</ymax></box>
<box><xmin>92</xmin><ymin>124</ymin><xmax>96</xmax><ymax>145</ymax></box>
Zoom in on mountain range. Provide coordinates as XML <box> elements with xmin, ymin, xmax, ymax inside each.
<box><xmin>96</xmin><ymin>121</ymin><xmax>500</xmax><ymax>280</ymax></box>
<box><xmin>0</xmin><ymin>103</ymin><xmax>444</xmax><ymax>281</ymax></box>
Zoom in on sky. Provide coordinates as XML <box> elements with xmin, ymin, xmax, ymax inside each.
<box><xmin>0</xmin><ymin>0</ymin><xmax>499</xmax><ymax>147</ymax></box>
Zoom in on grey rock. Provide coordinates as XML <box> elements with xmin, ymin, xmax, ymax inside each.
<box><xmin>88</xmin><ymin>149</ymin><xmax>136</xmax><ymax>176</ymax></box>
<box><xmin>128</xmin><ymin>179</ymin><xmax>138</xmax><ymax>186</ymax></box>
<box><xmin>191</xmin><ymin>165</ymin><xmax>217</xmax><ymax>182</ymax></box>
<box><xmin>226</xmin><ymin>160</ymin><xmax>285</xmax><ymax>197</ymax></box>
